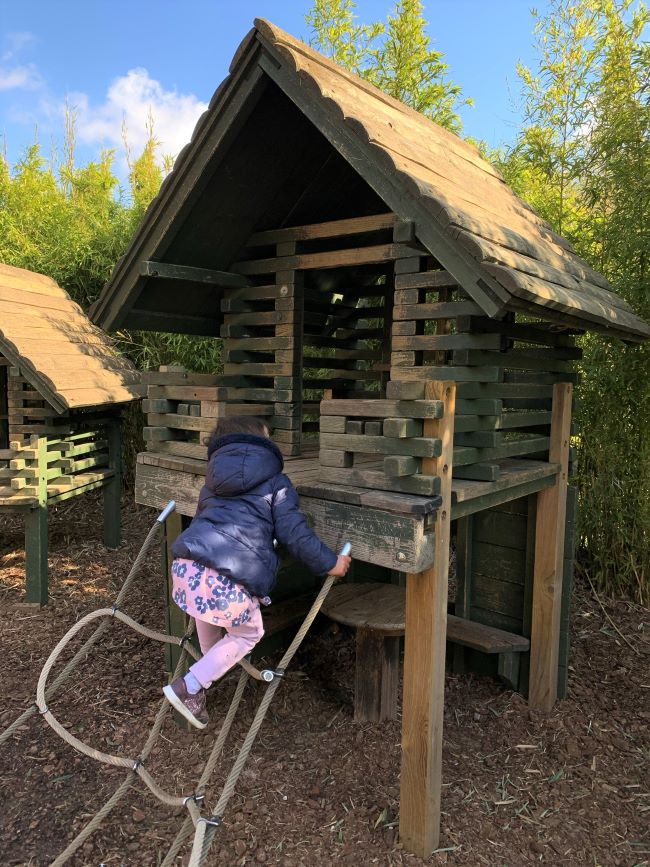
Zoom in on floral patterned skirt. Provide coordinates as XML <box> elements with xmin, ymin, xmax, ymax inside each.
<box><xmin>171</xmin><ymin>558</ymin><xmax>255</xmax><ymax>627</ymax></box>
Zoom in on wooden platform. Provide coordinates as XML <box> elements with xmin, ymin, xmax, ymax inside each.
<box><xmin>137</xmin><ymin>448</ymin><xmax>558</xmax><ymax>518</ymax></box>
<box><xmin>136</xmin><ymin>448</ymin><xmax>558</xmax><ymax>574</ymax></box>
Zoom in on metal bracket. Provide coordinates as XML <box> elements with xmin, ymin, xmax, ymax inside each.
<box><xmin>198</xmin><ymin>814</ymin><xmax>222</xmax><ymax>828</ymax></box>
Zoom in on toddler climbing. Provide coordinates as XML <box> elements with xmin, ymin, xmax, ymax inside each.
<box><xmin>163</xmin><ymin>416</ymin><xmax>351</xmax><ymax>729</ymax></box>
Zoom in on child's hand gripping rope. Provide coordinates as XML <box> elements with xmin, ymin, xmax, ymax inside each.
<box><xmin>328</xmin><ymin>542</ymin><xmax>352</xmax><ymax>578</ymax></box>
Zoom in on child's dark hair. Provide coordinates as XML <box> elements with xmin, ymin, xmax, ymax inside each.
<box><xmin>210</xmin><ymin>416</ymin><xmax>270</xmax><ymax>439</ymax></box>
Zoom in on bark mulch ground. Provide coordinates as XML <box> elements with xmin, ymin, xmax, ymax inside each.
<box><xmin>0</xmin><ymin>496</ymin><xmax>648</xmax><ymax>866</ymax></box>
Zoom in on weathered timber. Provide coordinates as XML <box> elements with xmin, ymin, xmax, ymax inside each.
<box><xmin>392</xmin><ymin>366</ymin><xmax>502</xmax><ymax>382</ymax></box>
<box><xmin>319</xmin><ymin>465</ymin><xmax>440</xmax><ymax>496</ymax></box>
<box><xmin>234</xmin><ymin>242</ymin><xmax>425</xmax><ymax>275</ymax></box>
<box><xmin>529</xmin><ymin>383</ymin><xmax>572</xmax><ymax>711</ymax></box>
<box><xmin>393</xmin><ymin>301</ymin><xmax>483</xmax><ymax>320</ymax></box>
<box><xmin>383</xmin><ymin>417</ymin><xmax>423</xmax><ymax>438</ymax></box>
<box><xmin>320</xmin><ymin>433</ymin><xmax>442</xmax><ymax>458</ymax></box>
<box><xmin>299</xmin><ymin>496</ymin><xmax>434</xmax><ymax>571</ymax></box>
<box><xmin>320</xmin><ymin>399</ymin><xmax>444</xmax><ymax>418</ymax></box>
<box><xmin>139</xmin><ymin>260</ymin><xmax>250</xmax><ymax>287</ymax></box>
<box><xmin>400</xmin><ymin>381</ymin><xmax>455</xmax><ymax>856</ymax></box>
<box><xmin>247</xmin><ymin>212</ymin><xmax>397</xmax><ymax>246</ymax></box>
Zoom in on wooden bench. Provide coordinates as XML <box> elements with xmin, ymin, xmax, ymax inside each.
<box><xmin>321</xmin><ymin>582</ymin><xmax>530</xmax><ymax>722</ymax></box>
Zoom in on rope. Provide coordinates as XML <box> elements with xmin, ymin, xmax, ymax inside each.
<box><xmin>188</xmin><ymin>575</ymin><xmax>337</xmax><ymax>867</ymax></box>
<box><xmin>1</xmin><ymin>498</ymin><xmax>343</xmax><ymax>867</ymax></box>
<box><xmin>0</xmin><ymin>519</ymin><xmax>164</xmax><ymax>748</ymax></box>
<box><xmin>49</xmin><ymin>644</ymin><xmax>194</xmax><ymax>866</ymax></box>
<box><xmin>161</xmin><ymin>668</ymin><xmax>249</xmax><ymax>865</ymax></box>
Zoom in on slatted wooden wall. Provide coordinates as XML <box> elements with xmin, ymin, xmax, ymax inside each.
<box><xmin>390</xmin><ymin>256</ymin><xmax>581</xmax><ymax>482</ymax></box>
<box><xmin>454</xmin><ymin>486</ymin><xmax>577</xmax><ymax>699</ymax></box>
<box><xmin>228</xmin><ymin>213</ymin><xmax>419</xmax><ymax>455</ymax></box>
<box><xmin>0</xmin><ymin>359</ymin><xmax>8</xmax><ymax>451</ymax></box>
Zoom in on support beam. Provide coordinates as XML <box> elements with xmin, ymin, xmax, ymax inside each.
<box><xmin>528</xmin><ymin>382</ymin><xmax>572</xmax><ymax>711</ymax></box>
<box><xmin>400</xmin><ymin>380</ymin><xmax>456</xmax><ymax>857</ymax></box>
<box><xmin>139</xmin><ymin>260</ymin><xmax>250</xmax><ymax>288</ymax></box>
<box><xmin>102</xmin><ymin>418</ymin><xmax>122</xmax><ymax>548</ymax></box>
<box><xmin>163</xmin><ymin>511</ymin><xmax>188</xmax><ymax>675</ymax></box>
<box><xmin>24</xmin><ymin>436</ymin><xmax>48</xmax><ymax>605</ymax></box>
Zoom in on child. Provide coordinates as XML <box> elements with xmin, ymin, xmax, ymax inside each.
<box><xmin>163</xmin><ymin>416</ymin><xmax>351</xmax><ymax>729</ymax></box>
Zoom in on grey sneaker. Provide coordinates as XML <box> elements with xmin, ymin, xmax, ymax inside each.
<box><xmin>163</xmin><ymin>677</ymin><xmax>209</xmax><ymax>729</ymax></box>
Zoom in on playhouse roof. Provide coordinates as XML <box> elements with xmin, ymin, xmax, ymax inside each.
<box><xmin>91</xmin><ymin>19</ymin><xmax>650</xmax><ymax>342</ymax></box>
<box><xmin>0</xmin><ymin>263</ymin><xmax>141</xmax><ymax>413</ymax></box>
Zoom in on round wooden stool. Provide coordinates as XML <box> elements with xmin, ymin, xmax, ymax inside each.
<box><xmin>322</xmin><ymin>582</ymin><xmax>405</xmax><ymax>723</ymax></box>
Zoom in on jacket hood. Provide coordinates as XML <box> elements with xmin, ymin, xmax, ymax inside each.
<box><xmin>206</xmin><ymin>434</ymin><xmax>284</xmax><ymax>497</ymax></box>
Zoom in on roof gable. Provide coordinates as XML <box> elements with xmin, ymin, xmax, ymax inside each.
<box><xmin>91</xmin><ymin>19</ymin><xmax>649</xmax><ymax>342</ymax></box>
<box><xmin>0</xmin><ymin>263</ymin><xmax>140</xmax><ymax>412</ymax></box>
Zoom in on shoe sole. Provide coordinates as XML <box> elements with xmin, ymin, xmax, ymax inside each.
<box><xmin>162</xmin><ymin>684</ymin><xmax>207</xmax><ymax>730</ymax></box>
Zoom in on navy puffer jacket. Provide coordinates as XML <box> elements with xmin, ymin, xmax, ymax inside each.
<box><xmin>171</xmin><ymin>433</ymin><xmax>338</xmax><ymax>598</ymax></box>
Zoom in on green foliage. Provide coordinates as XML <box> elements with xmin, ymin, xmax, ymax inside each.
<box><xmin>305</xmin><ymin>0</ymin><xmax>384</xmax><ymax>75</ymax></box>
<box><xmin>0</xmin><ymin>115</ymin><xmax>222</xmax><ymax>481</ymax></box>
<box><xmin>306</xmin><ymin>0</ymin><xmax>470</xmax><ymax>130</ymax></box>
<box><xmin>0</xmin><ymin>112</ymin><xmax>221</xmax><ymax>376</ymax></box>
<box><xmin>501</xmin><ymin>0</ymin><xmax>650</xmax><ymax>601</ymax></box>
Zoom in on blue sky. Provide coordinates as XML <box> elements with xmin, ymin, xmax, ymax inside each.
<box><xmin>0</xmin><ymin>1</ymin><xmax>545</xmax><ymax>179</ymax></box>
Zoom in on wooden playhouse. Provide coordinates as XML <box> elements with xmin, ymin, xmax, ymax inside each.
<box><xmin>90</xmin><ymin>20</ymin><xmax>650</xmax><ymax>857</ymax></box>
<box><xmin>0</xmin><ymin>263</ymin><xmax>141</xmax><ymax>604</ymax></box>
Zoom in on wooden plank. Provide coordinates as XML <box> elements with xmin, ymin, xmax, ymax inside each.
<box><xmin>147</xmin><ymin>385</ymin><xmax>229</xmax><ymax>401</ymax></box>
<box><xmin>529</xmin><ymin>383</ymin><xmax>573</xmax><ymax>711</ymax></box>
<box><xmin>394</xmin><ymin>270</ymin><xmax>460</xmax><ymax>290</ymax></box>
<box><xmin>384</xmin><ymin>455</ymin><xmax>419</xmax><ymax>477</ymax></box>
<box><xmin>233</xmin><ymin>242</ymin><xmax>425</xmax><ymax>275</ymax></box>
<box><xmin>383</xmin><ymin>417</ymin><xmax>423</xmax><ymax>438</ymax></box>
<box><xmin>392</xmin><ymin>333</ymin><xmax>501</xmax><ymax>351</ymax></box>
<box><xmin>400</xmin><ymin>381</ymin><xmax>456</xmax><ymax>857</ymax></box>
<box><xmin>447</xmin><ymin>614</ymin><xmax>529</xmax><ymax>653</ymax></box>
<box><xmin>144</xmin><ymin>441</ymin><xmax>208</xmax><ymax>461</ymax></box>
<box><xmin>320</xmin><ymin>433</ymin><xmax>442</xmax><ymax>458</ymax></box>
<box><xmin>140</xmin><ymin>371</ymin><xmax>222</xmax><ymax>386</ymax></box>
<box><xmin>298</xmin><ymin>496</ymin><xmax>434</xmax><ymax>572</ymax></box>
<box><xmin>320</xmin><ymin>465</ymin><xmax>440</xmax><ymax>497</ymax></box>
<box><xmin>456</xmin><ymin>315</ymin><xmax>577</xmax><ymax>348</ymax></box>
<box><xmin>456</xmin><ymin>382</ymin><xmax>554</xmax><ymax>399</ymax></box>
<box><xmin>453</xmin><ymin>462</ymin><xmax>500</xmax><ymax>481</ymax></box>
<box><xmin>139</xmin><ymin>260</ymin><xmax>250</xmax><ymax>287</ymax></box>
<box><xmin>453</xmin><ymin>436</ymin><xmax>551</xmax><ymax>467</ymax></box>
<box><xmin>393</xmin><ymin>301</ymin><xmax>482</xmax><ymax>320</ymax></box>
<box><xmin>452</xmin><ymin>348</ymin><xmax>574</xmax><ymax>374</ymax></box>
<box><xmin>247</xmin><ymin>212</ymin><xmax>396</xmax><ymax>246</ymax></box>
<box><xmin>321</xmin><ymin>399</ymin><xmax>444</xmax><ymax>419</ymax></box>
<box><xmin>392</xmin><ymin>366</ymin><xmax>501</xmax><ymax>382</ymax></box>
<box><xmin>319</xmin><ymin>449</ymin><xmax>352</xmax><ymax>468</ymax></box>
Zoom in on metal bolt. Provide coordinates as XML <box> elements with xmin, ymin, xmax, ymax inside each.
<box><xmin>396</xmin><ymin>551</ymin><xmax>406</xmax><ymax>562</ymax></box>
<box><xmin>280</xmin><ymin>285</ymin><xmax>289</xmax><ymax>296</ymax></box>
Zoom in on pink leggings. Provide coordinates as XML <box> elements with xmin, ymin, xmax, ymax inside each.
<box><xmin>189</xmin><ymin>604</ymin><xmax>265</xmax><ymax>689</ymax></box>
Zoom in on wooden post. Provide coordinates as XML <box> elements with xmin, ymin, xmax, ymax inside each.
<box><xmin>354</xmin><ymin>629</ymin><xmax>400</xmax><ymax>722</ymax></box>
<box><xmin>102</xmin><ymin>417</ymin><xmax>122</xmax><ymax>548</ymax></box>
<box><xmin>452</xmin><ymin>514</ymin><xmax>473</xmax><ymax>674</ymax></box>
<box><xmin>528</xmin><ymin>382</ymin><xmax>572</xmax><ymax>711</ymax></box>
<box><xmin>25</xmin><ymin>436</ymin><xmax>48</xmax><ymax>605</ymax></box>
<box><xmin>400</xmin><ymin>380</ymin><xmax>456</xmax><ymax>857</ymax></box>
<box><xmin>163</xmin><ymin>511</ymin><xmax>188</xmax><ymax>674</ymax></box>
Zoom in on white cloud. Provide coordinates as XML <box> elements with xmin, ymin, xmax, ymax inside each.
<box><xmin>70</xmin><ymin>68</ymin><xmax>209</xmax><ymax>161</ymax></box>
<box><xmin>2</xmin><ymin>31</ymin><xmax>37</xmax><ymax>61</ymax></box>
<box><xmin>0</xmin><ymin>63</ymin><xmax>41</xmax><ymax>91</ymax></box>
<box><xmin>0</xmin><ymin>32</ymin><xmax>41</xmax><ymax>91</ymax></box>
